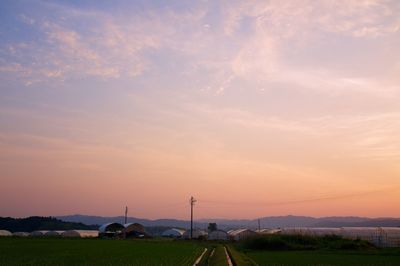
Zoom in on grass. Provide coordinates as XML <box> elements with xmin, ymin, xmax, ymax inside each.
<box><xmin>235</xmin><ymin>235</ymin><xmax>400</xmax><ymax>266</ymax></box>
<box><xmin>247</xmin><ymin>249</ymin><xmax>400</xmax><ymax>266</ymax></box>
<box><xmin>239</xmin><ymin>234</ymin><xmax>375</xmax><ymax>251</ymax></box>
<box><xmin>0</xmin><ymin>237</ymin><xmax>204</xmax><ymax>266</ymax></box>
<box><xmin>2</xmin><ymin>236</ymin><xmax>400</xmax><ymax>266</ymax></box>
<box><xmin>226</xmin><ymin>245</ymin><xmax>257</xmax><ymax>266</ymax></box>
<box><xmin>208</xmin><ymin>245</ymin><xmax>230</xmax><ymax>266</ymax></box>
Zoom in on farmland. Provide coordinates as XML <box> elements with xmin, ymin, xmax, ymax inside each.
<box><xmin>0</xmin><ymin>238</ymin><xmax>204</xmax><ymax>266</ymax></box>
<box><xmin>1</xmin><ymin>237</ymin><xmax>400</xmax><ymax>265</ymax></box>
<box><xmin>247</xmin><ymin>250</ymin><xmax>400</xmax><ymax>266</ymax></box>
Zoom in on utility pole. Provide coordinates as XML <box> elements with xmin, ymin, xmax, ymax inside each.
<box><xmin>124</xmin><ymin>206</ymin><xmax>128</xmax><ymax>224</ymax></box>
<box><xmin>190</xmin><ymin>196</ymin><xmax>196</xmax><ymax>239</ymax></box>
<box><xmin>258</xmin><ymin>219</ymin><xmax>261</xmax><ymax>231</ymax></box>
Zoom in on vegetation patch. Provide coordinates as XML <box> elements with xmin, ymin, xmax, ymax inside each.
<box><xmin>238</xmin><ymin>234</ymin><xmax>376</xmax><ymax>251</ymax></box>
<box><xmin>0</xmin><ymin>238</ymin><xmax>203</xmax><ymax>266</ymax></box>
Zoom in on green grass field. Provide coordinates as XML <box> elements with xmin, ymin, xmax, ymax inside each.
<box><xmin>208</xmin><ymin>246</ymin><xmax>229</xmax><ymax>266</ymax></box>
<box><xmin>0</xmin><ymin>238</ymin><xmax>204</xmax><ymax>266</ymax></box>
<box><xmin>247</xmin><ymin>249</ymin><xmax>400</xmax><ymax>266</ymax></box>
<box><xmin>1</xmin><ymin>237</ymin><xmax>400</xmax><ymax>266</ymax></box>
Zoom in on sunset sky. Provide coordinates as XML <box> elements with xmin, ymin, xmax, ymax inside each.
<box><xmin>1</xmin><ymin>0</ymin><xmax>399</xmax><ymax>220</ymax></box>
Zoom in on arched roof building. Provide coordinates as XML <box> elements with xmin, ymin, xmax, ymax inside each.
<box><xmin>183</xmin><ymin>229</ymin><xmax>207</xmax><ymax>239</ymax></box>
<box><xmin>0</xmin><ymin>230</ymin><xmax>12</xmax><ymax>236</ymax></box>
<box><xmin>45</xmin><ymin>231</ymin><xmax>64</xmax><ymax>237</ymax></box>
<box><xmin>123</xmin><ymin>223</ymin><xmax>147</xmax><ymax>238</ymax></box>
<box><xmin>162</xmin><ymin>228</ymin><xmax>185</xmax><ymax>238</ymax></box>
<box><xmin>30</xmin><ymin>230</ymin><xmax>49</xmax><ymax>237</ymax></box>
<box><xmin>208</xmin><ymin>230</ymin><xmax>228</xmax><ymax>241</ymax></box>
<box><xmin>62</xmin><ymin>230</ymin><xmax>99</xmax><ymax>238</ymax></box>
<box><xmin>12</xmin><ymin>232</ymin><xmax>29</xmax><ymax>237</ymax></box>
<box><xmin>99</xmin><ymin>223</ymin><xmax>124</xmax><ymax>233</ymax></box>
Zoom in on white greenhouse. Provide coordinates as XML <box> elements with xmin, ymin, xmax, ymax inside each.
<box><xmin>161</xmin><ymin>228</ymin><xmax>185</xmax><ymax>238</ymax></box>
<box><xmin>62</xmin><ymin>230</ymin><xmax>99</xmax><ymax>238</ymax></box>
<box><xmin>13</xmin><ymin>232</ymin><xmax>29</xmax><ymax>237</ymax></box>
<box><xmin>380</xmin><ymin>227</ymin><xmax>400</xmax><ymax>247</ymax></box>
<box><xmin>278</xmin><ymin>227</ymin><xmax>400</xmax><ymax>247</ymax></box>
<box><xmin>45</xmin><ymin>231</ymin><xmax>64</xmax><ymax>237</ymax></box>
<box><xmin>30</xmin><ymin>230</ymin><xmax>49</xmax><ymax>237</ymax></box>
<box><xmin>183</xmin><ymin>229</ymin><xmax>208</xmax><ymax>239</ymax></box>
<box><xmin>256</xmin><ymin>228</ymin><xmax>282</xmax><ymax>234</ymax></box>
<box><xmin>0</xmin><ymin>230</ymin><xmax>12</xmax><ymax>236</ymax></box>
<box><xmin>228</xmin><ymin>229</ymin><xmax>258</xmax><ymax>241</ymax></box>
<box><xmin>208</xmin><ymin>230</ymin><xmax>229</xmax><ymax>241</ymax></box>
<box><xmin>281</xmin><ymin>227</ymin><xmax>342</xmax><ymax>236</ymax></box>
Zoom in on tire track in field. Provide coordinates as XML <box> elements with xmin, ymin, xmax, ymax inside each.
<box><xmin>223</xmin><ymin>246</ymin><xmax>233</xmax><ymax>266</ymax></box>
<box><xmin>193</xmin><ymin>248</ymin><xmax>207</xmax><ymax>266</ymax></box>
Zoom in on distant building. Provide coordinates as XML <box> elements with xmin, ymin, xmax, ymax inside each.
<box><xmin>228</xmin><ymin>229</ymin><xmax>257</xmax><ymax>241</ymax></box>
<box><xmin>123</xmin><ymin>223</ymin><xmax>147</xmax><ymax>238</ymax></box>
<box><xmin>99</xmin><ymin>223</ymin><xmax>124</xmax><ymax>237</ymax></box>
<box><xmin>0</xmin><ymin>230</ymin><xmax>12</xmax><ymax>237</ymax></box>
<box><xmin>30</xmin><ymin>230</ymin><xmax>49</xmax><ymax>237</ymax></box>
<box><xmin>208</xmin><ymin>230</ymin><xmax>229</xmax><ymax>241</ymax></box>
<box><xmin>256</xmin><ymin>228</ymin><xmax>282</xmax><ymax>234</ymax></box>
<box><xmin>183</xmin><ymin>229</ymin><xmax>208</xmax><ymax>239</ymax></box>
<box><xmin>161</xmin><ymin>228</ymin><xmax>185</xmax><ymax>238</ymax></box>
<box><xmin>45</xmin><ymin>231</ymin><xmax>64</xmax><ymax>237</ymax></box>
<box><xmin>12</xmin><ymin>232</ymin><xmax>29</xmax><ymax>237</ymax></box>
<box><xmin>62</xmin><ymin>230</ymin><xmax>99</xmax><ymax>238</ymax></box>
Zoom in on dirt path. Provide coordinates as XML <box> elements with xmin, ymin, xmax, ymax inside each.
<box><xmin>193</xmin><ymin>248</ymin><xmax>208</xmax><ymax>266</ymax></box>
<box><xmin>223</xmin><ymin>246</ymin><xmax>233</xmax><ymax>266</ymax></box>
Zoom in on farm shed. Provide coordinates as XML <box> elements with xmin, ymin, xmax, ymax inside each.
<box><xmin>99</xmin><ymin>223</ymin><xmax>124</xmax><ymax>237</ymax></box>
<box><xmin>183</xmin><ymin>229</ymin><xmax>208</xmax><ymax>239</ymax></box>
<box><xmin>123</xmin><ymin>223</ymin><xmax>147</xmax><ymax>238</ymax></box>
<box><xmin>30</xmin><ymin>230</ymin><xmax>49</xmax><ymax>237</ymax></box>
<box><xmin>62</xmin><ymin>230</ymin><xmax>99</xmax><ymax>238</ymax></box>
<box><xmin>228</xmin><ymin>229</ymin><xmax>257</xmax><ymax>241</ymax></box>
<box><xmin>0</xmin><ymin>230</ymin><xmax>12</xmax><ymax>236</ymax></box>
<box><xmin>12</xmin><ymin>232</ymin><xmax>30</xmax><ymax>237</ymax></box>
<box><xmin>161</xmin><ymin>228</ymin><xmax>185</xmax><ymax>238</ymax></box>
<box><xmin>208</xmin><ymin>230</ymin><xmax>229</xmax><ymax>240</ymax></box>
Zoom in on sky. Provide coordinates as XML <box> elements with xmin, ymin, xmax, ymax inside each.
<box><xmin>0</xmin><ymin>0</ymin><xmax>399</xmax><ymax>220</ymax></box>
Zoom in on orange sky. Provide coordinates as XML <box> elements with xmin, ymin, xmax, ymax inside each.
<box><xmin>0</xmin><ymin>0</ymin><xmax>399</xmax><ymax>219</ymax></box>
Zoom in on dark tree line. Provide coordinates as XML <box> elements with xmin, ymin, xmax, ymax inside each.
<box><xmin>0</xmin><ymin>216</ymin><xmax>97</xmax><ymax>232</ymax></box>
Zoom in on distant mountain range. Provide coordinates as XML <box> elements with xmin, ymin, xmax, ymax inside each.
<box><xmin>57</xmin><ymin>215</ymin><xmax>400</xmax><ymax>230</ymax></box>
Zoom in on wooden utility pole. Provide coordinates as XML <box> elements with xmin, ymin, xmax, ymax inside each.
<box><xmin>124</xmin><ymin>206</ymin><xmax>128</xmax><ymax>224</ymax></box>
<box><xmin>190</xmin><ymin>196</ymin><xmax>196</xmax><ymax>239</ymax></box>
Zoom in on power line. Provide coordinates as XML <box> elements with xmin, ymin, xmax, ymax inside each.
<box><xmin>200</xmin><ymin>186</ymin><xmax>400</xmax><ymax>207</ymax></box>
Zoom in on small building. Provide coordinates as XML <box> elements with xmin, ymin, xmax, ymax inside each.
<box><xmin>228</xmin><ymin>229</ymin><xmax>257</xmax><ymax>241</ymax></box>
<box><xmin>123</xmin><ymin>223</ymin><xmax>147</xmax><ymax>238</ymax></box>
<box><xmin>99</xmin><ymin>223</ymin><xmax>124</xmax><ymax>237</ymax></box>
<box><xmin>13</xmin><ymin>232</ymin><xmax>30</xmax><ymax>237</ymax></box>
<box><xmin>0</xmin><ymin>230</ymin><xmax>12</xmax><ymax>237</ymax></box>
<box><xmin>30</xmin><ymin>230</ymin><xmax>49</xmax><ymax>237</ymax></box>
<box><xmin>62</xmin><ymin>230</ymin><xmax>99</xmax><ymax>238</ymax></box>
<box><xmin>208</xmin><ymin>230</ymin><xmax>229</xmax><ymax>241</ymax></box>
<box><xmin>183</xmin><ymin>229</ymin><xmax>208</xmax><ymax>239</ymax></box>
<box><xmin>161</xmin><ymin>228</ymin><xmax>185</xmax><ymax>238</ymax></box>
